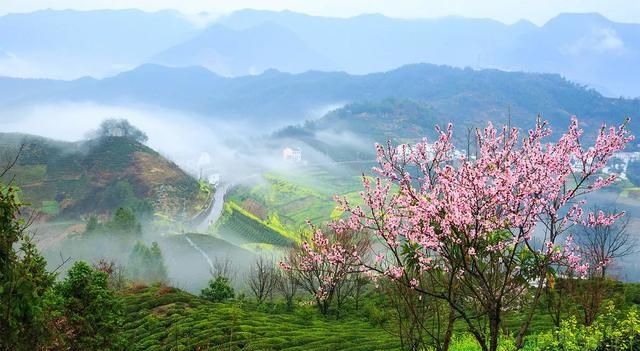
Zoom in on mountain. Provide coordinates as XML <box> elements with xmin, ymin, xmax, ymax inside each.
<box><xmin>0</xmin><ymin>133</ymin><xmax>203</xmax><ymax>220</ymax></box>
<box><xmin>0</xmin><ymin>9</ymin><xmax>198</xmax><ymax>79</ymax></box>
<box><xmin>494</xmin><ymin>13</ymin><xmax>640</xmax><ymax>98</ymax></box>
<box><xmin>273</xmin><ymin>99</ymin><xmax>440</xmax><ymax>161</ymax></box>
<box><xmin>219</xmin><ymin>10</ymin><xmax>529</xmax><ymax>72</ymax></box>
<box><xmin>0</xmin><ymin>63</ymin><xmax>637</xmax><ymax>136</ymax></box>
<box><xmin>1</xmin><ymin>9</ymin><xmax>639</xmax><ymax>96</ymax></box>
<box><xmin>152</xmin><ymin>22</ymin><xmax>333</xmax><ymax>76</ymax></box>
<box><xmin>218</xmin><ymin>10</ymin><xmax>640</xmax><ymax>97</ymax></box>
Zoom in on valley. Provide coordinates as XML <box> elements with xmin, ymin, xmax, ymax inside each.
<box><xmin>3</xmin><ymin>5</ymin><xmax>640</xmax><ymax>351</ymax></box>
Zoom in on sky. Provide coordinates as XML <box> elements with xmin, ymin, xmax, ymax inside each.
<box><xmin>1</xmin><ymin>0</ymin><xmax>640</xmax><ymax>25</ymax></box>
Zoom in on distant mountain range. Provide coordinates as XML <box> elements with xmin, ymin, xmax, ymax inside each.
<box><xmin>0</xmin><ymin>9</ymin><xmax>639</xmax><ymax>97</ymax></box>
<box><xmin>0</xmin><ymin>63</ymin><xmax>637</xmax><ymax>138</ymax></box>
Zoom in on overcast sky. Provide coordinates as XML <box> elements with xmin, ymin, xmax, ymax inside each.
<box><xmin>1</xmin><ymin>0</ymin><xmax>640</xmax><ymax>25</ymax></box>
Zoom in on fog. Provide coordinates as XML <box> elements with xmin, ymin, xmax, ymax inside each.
<box><xmin>0</xmin><ymin>101</ymin><xmax>331</xmax><ymax>180</ymax></box>
<box><xmin>2</xmin><ymin>100</ymin><xmax>358</xmax><ymax>290</ymax></box>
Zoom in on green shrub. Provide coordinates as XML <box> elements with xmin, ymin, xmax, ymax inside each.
<box><xmin>201</xmin><ymin>276</ymin><xmax>235</xmax><ymax>302</ymax></box>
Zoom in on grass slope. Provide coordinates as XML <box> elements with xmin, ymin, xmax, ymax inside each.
<box><xmin>226</xmin><ymin>168</ymin><xmax>366</xmax><ymax>238</ymax></box>
<box><xmin>122</xmin><ymin>285</ymin><xmax>400</xmax><ymax>351</ymax></box>
<box><xmin>214</xmin><ymin>201</ymin><xmax>296</xmax><ymax>247</ymax></box>
<box><xmin>0</xmin><ymin>133</ymin><xmax>203</xmax><ymax>219</ymax></box>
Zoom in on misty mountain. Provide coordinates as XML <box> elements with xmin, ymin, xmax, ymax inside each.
<box><xmin>2</xmin><ymin>9</ymin><xmax>639</xmax><ymax>96</ymax></box>
<box><xmin>493</xmin><ymin>13</ymin><xmax>640</xmax><ymax>98</ymax></box>
<box><xmin>0</xmin><ymin>9</ymin><xmax>198</xmax><ymax>79</ymax></box>
<box><xmin>152</xmin><ymin>22</ymin><xmax>333</xmax><ymax>75</ymax></box>
<box><xmin>218</xmin><ymin>10</ymin><xmax>640</xmax><ymax>97</ymax></box>
<box><xmin>0</xmin><ymin>133</ymin><xmax>203</xmax><ymax>220</ymax></box>
<box><xmin>1</xmin><ymin>63</ymin><xmax>638</xmax><ymax>137</ymax></box>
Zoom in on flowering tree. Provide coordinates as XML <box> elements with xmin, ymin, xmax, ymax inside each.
<box><xmin>280</xmin><ymin>226</ymin><xmax>369</xmax><ymax>315</ymax></box>
<box><xmin>290</xmin><ymin>117</ymin><xmax>632</xmax><ymax>351</ymax></box>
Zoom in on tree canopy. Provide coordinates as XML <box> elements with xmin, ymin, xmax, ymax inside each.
<box><xmin>94</xmin><ymin>118</ymin><xmax>148</xmax><ymax>143</ymax></box>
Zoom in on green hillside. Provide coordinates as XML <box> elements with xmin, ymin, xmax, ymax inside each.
<box><xmin>122</xmin><ymin>285</ymin><xmax>401</xmax><ymax>351</ymax></box>
<box><xmin>224</xmin><ymin>168</ymin><xmax>368</xmax><ymax>240</ymax></box>
<box><xmin>213</xmin><ymin>200</ymin><xmax>297</xmax><ymax>247</ymax></box>
<box><xmin>0</xmin><ymin>133</ymin><xmax>205</xmax><ymax>220</ymax></box>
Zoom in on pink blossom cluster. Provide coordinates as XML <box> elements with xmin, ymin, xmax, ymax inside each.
<box><xmin>290</xmin><ymin>117</ymin><xmax>632</xmax><ymax>291</ymax></box>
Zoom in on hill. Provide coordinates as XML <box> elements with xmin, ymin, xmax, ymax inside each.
<box><xmin>0</xmin><ymin>64</ymin><xmax>638</xmax><ymax>134</ymax></box>
<box><xmin>0</xmin><ymin>133</ymin><xmax>204</xmax><ymax>220</ymax></box>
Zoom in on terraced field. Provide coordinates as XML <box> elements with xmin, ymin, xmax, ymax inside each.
<box><xmin>226</xmin><ymin>167</ymin><xmax>367</xmax><ymax>234</ymax></box>
<box><xmin>122</xmin><ymin>285</ymin><xmax>400</xmax><ymax>351</ymax></box>
<box><xmin>214</xmin><ymin>201</ymin><xmax>296</xmax><ymax>247</ymax></box>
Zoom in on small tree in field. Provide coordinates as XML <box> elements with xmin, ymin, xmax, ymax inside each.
<box><xmin>281</xmin><ymin>227</ymin><xmax>369</xmax><ymax>316</ymax></box>
<box><xmin>201</xmin><ymin>276</ymin><xmax>234</xmax><ymax>302</ymax></box>
<box><xmin>247</xmin><ymin>256</ymin><xmax>277</xmax><ymax>304</ymax></box>
<box><xmin>275</xmin><ymin>263</ymin><xmax>298</xmax><ymax>310</ymax></box>
<box><xmin>567</xmin><ymin>206</ymin><xmax>636</xmax><ymax>326</ymax></box>
<box><xmin>288</xmin><ymin>117</ymin><xmax>632</xmax><ymax>351</ymax></box>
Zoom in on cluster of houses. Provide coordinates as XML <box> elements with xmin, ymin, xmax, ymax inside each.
<box><xmin>573</xmin><ymin>151</ymin><xmax>640</xmax><ymax>181</ymax></box>
<box><xmin>282</xmin><ymin>147</ymin><xmax>303</xmax><ymax>162</ymax></box>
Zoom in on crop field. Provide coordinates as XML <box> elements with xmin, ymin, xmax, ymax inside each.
<box><xmin>227</xmin><ymin>166</ymin><xmax>368</xmax><ymax>234</ymax></box>
<box><xmin>120</xmin><ymin>284</ymin><xmax>640</xmax><ymax>351</ymax></box>
<box><xmin>122</xmin><ymin>285</ymin><xmax>401</xmax><ymax>351</ymax></box>
<box><xmin>214</xmin><ymin>201</ymin><xmax>296</xmax><ymax>247</ymax></box>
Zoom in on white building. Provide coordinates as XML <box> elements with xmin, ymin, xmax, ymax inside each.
<box><xmin>282</xmin><ymin>147</ymin><xmax>302</xmax><ymax>162</ymax></box>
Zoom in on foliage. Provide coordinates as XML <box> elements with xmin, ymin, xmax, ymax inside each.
<box><xmin>201</xmin><ymin>276</ymin><xmax>235</xmax><ymax>302</ymax></box>
<box><xmin>527</xmin><ymin>303</ymin><xmax>640</xmax><ymax>351</ymax></box>
<box><xmin>127</xmin><ymin>241</ymin><xmax>168</xmax><ymax>284</ymax></box>
<box><xmin>294</xmin><ymin>118</ymin><xmax>633</xmax><ymax>351</ymax></box>
<box><xmin>93</xmin><ymin>118</ymin><xmax>149</xmax><ymax>143</ymax></box>
<box><xmin>0</xmin><ymin>181</ymin><xmax>57</xmax><ymax>351</ymax></box>
<box><xmin>54</xmin><ymin>261</ymin><xmax>125</xmax><ymax>350</ymax></box>
<box><xmin>121</xmin><ymin>285</ymin><xmax>400</xmax><ymax>351</ymax></box>
<box><xmin>281</xmin><ymin>227</ymin><xmax>369</xmax><ymax>316</ymax></box>
<box><xmin>86</xmin><ymin>207</ymin><xmax>143</xmax><ymax>236</ymax></box>
<box><xmin>98</xmin><ymin>180</ymin><xmax>154</xmax><ymax>218</ymax></box>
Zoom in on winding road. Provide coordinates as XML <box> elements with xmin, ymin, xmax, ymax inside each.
<box><xmin>195</xmin><ymin>183</ymin><xmax>229</xmax><ymax>233</ymax></box>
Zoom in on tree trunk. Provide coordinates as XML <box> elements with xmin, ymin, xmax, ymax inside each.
<box><xmin>489</xmin><ymin>309</ymin><xmax>501</xmax><ymax>351</ymax></box>
<box><xmin>442</xmin><ymin>307</ymin><xmax>456</xmax><ymax>351</ymax></box>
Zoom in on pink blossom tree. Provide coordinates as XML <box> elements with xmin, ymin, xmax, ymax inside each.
<box><xmin>280</xmin><ymin>226</ymin><xmax>369</xmax><ymax>316</ymax></box>
<box><xmin>289</xmin><ymin>117</ymin><xmax>633</xmax><ymax>351</ymax></box>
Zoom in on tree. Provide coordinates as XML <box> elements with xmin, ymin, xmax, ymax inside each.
<box><xmin>281</xmin><ymin>227</ymin><xmax>369</xmax><ymax>316</ymax></box>
<box><xmin>575</xmin><ymin>207</ymin><xmax>636</xmax><ymax>279</ymax></box>
<box><xmin>292</xmin><ymin>117</ymin><xmax>632</xmax><ymax>351</ymax></box>
<box><xmin>55</xmin><ymin>261</ymin><xmax>124</xmax><ymax>351</ymax></box>
<box><xmin>566</xmin><ymin>207</ymin><xmax>636</xmax><ymax>325</ymax></box>
<box><xmin>275</xmin><ymin>263</ymin><xmax>298</xmax><ymax>310</ymax></box>
<box><xmin>85</xmin><ymin>215</ymin><xmax>98</xmax><ymax>233</ymax></box>
<box><xmin>109</xmin><ymin>207</ymin><xmax>142</xmax><ymax>235</ymax></box>
<box><xmin>93</xmin><ymin>259</ymin><xmax>128</xmax><ymax>291</ymax></box>
<box><xmin>127</xmin><ymin>241</ymin><xmax>168</xmax><ymax>284</ymax></box>
<box><xmin>94</xmin><ymin>118</ymin><xmax>148</xmax><ymax>143</ymax></box>
<box><xmin>201</xmin><ymin>276</ymin><xmax>234</xmax><ymax>302</ymax></box>
<box><xmin>247</xmin><ymin>256</ymin><xmax>277</xmax><ymax>304</ymax></box>
<box><xmin>0</xmin><ymin>150</ymin><xmax>58</xmax><ymax>351</ymax></box>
